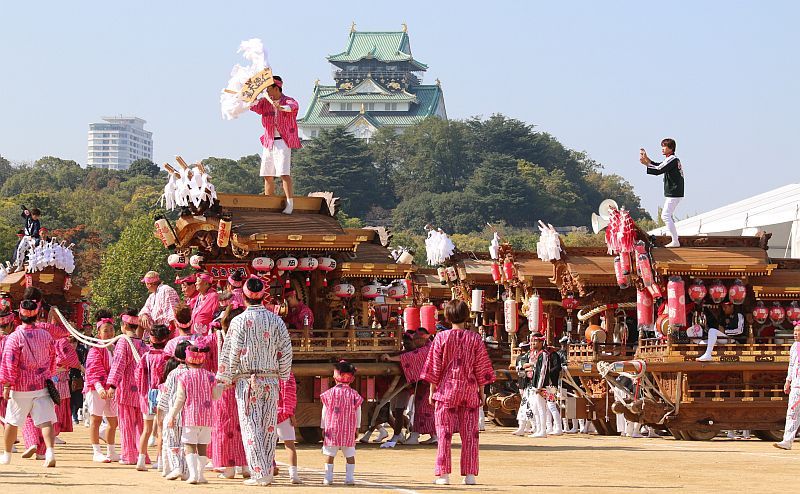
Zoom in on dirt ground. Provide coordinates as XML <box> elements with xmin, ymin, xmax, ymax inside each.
<box><xmin>0</xmin><ymin>424</ymin><xmax>797</xmax><ymax>493</ymax></box>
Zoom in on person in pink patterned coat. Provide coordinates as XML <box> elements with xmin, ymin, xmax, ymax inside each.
<box><xmin>165</xmin><ymin>345</ymin><xmax>219</xmax><ymax>485</ymax></box>
<box><xmin>212</xmin><ymin>306</ymin><xmax>248</xmax><ymax>480</ymax></box>
<box><xmin>133</xmin><ymin>324</ymin><xmax>171</xmax><ymax>471</ymax></box>
<box><xmin>107</xmin><ymin>308</ymin><xmax>149</xmax><ymax>465</ymax></box>
<box><xmin>320</xmin><ymin>361</ymin><xmax>363</xmax><ymax>486</ymax></box>
<box><xmin>401</xmin><ymin>328</ymin><xmax>437</xmax><ymax>444</ymax></box>
<box><xmin>0</xmin><ymin>310</ymin><xmax>15</xmax><ymax>429</ymax></box>
<box><xmin>138</xmin><ymin>271</ymin><xmax>180</xmax><ymax>338</ymax></box>
<box><xmin>421</xmin><ymin>300</ymin><xmax>495</xmax><ymax>486</ymax></box>
<box><xmin>0</xmin><ymin>300</ymin><xmax>57</xmax><ymax>467</ymax></box>
<box><xmin>84</xmin><ymin>312</ymin><xmax>119</xmax><ymax>463</ymax></box>
<box><xmin>276</xmin><ymin>371</ymin><xmax>300</xmax><ymax>483</ymax></box>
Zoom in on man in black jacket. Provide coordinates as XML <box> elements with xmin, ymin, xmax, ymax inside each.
<box><xmin>640</xmin><ymin>138</ymin><xmax>684</xmax><ymax>247</ymax></box>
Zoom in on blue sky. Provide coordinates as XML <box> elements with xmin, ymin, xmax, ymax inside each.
<box><xmin>1</xmin><ymin>1</ymin><xmax>797</xmax><ymax>221</ymax></box>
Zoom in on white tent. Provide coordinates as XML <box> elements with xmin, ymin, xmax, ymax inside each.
<box><xmin>649</xmin><ymin>183</ymin><xmax>800</xmax><ymax>259</ymax></box>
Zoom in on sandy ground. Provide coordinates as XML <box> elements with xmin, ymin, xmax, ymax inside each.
<box><xmin>0</xmin><ymin>424</ymin><xmax>797</xmax><ymax>493</ymax></box>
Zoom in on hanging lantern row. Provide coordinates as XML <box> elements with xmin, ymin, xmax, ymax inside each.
<box><xmin>753</xmin><ymin>301</ymin><xmax>800</xmax><ymax>325</ymax></box>
<box><xmin>337</xmin><ymin>279</ymin><xmax>410</xmax><ymax>300</ymax></box>
<box><xmin>686</xmin><ymin>279</ymin><xmax>747</xmax><ymax>305</ymax></box>
<box><xmin>437</xmin><ymin>266</ymin><xmax>459</xmax><ymax>285</ymax></box>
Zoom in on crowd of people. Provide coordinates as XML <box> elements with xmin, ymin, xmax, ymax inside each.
<box><xmin>0</xmin><ymin>267</ymin><xmax>496</xmax><ymax>486</ymax></box>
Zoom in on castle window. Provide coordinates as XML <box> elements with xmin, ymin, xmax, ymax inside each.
<box><xmin>384</xmin><ymin>103</ymin><xmax>398</xmax><ymax>111</ymax></box>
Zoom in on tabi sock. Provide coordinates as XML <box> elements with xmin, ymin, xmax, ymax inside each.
<box><xmin>289</xmin><ymin>465</ymin><xmax>299</xmax><ymax>479</ymax></box>
<box><xmin>45</xmin><ymin>448</ymin><xmax>55</xmax><ymax>461</ymax></box>
<box><xmin>345</xmin><ymin>463</ymin><xmax>355</xmax><ymax>483</ymax></box>
<box><xmin>324</xmin><ymin>463</ymin><xmax>334</xmax><ymax>483</ymax></box>
<box><xmin>92</xmin><ymin>444</ymin><xmax>102</xmax><ymax>454</ymax></box>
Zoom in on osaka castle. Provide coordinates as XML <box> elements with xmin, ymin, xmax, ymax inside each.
<box><xmin>298</xmin><ymin>24</ymin><xmax>447</xmax><ymax>141</ymax></box>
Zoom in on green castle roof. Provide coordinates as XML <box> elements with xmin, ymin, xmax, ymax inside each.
<box><xmin>328</xmin><ymin>31</ymin><xmax>428</xmax><ymax>70</ymax></box>
<box><xmin>298</xmin><ymin>83</ymin><xmax>443</xmax><ymax>128</ymax></box>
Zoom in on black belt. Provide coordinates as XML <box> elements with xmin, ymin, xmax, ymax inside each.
<box><xmin>274</xmin><ymin>136</ymin><xmax>282</xmax><ymax>140</ymax></box>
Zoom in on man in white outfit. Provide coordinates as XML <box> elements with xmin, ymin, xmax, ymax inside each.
<box><xmin>775</xmin><ymin>322</ymin><xmax>800</xmax><ymax>449</ymax></box>
<box><xmin>640</xmin><ymin>138</ymin><xmax>684</xmax><ymax>248</ymax></box>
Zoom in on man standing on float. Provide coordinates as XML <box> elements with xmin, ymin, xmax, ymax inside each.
<box><xmin>640</xmin><ymin>138</ymin><xmax>684</xmax><ymax>247</ymax></box>
<box><xmin>250</xmin><ymin>76</ymin><xmax>301</xmax><ymax>214</ymax></box>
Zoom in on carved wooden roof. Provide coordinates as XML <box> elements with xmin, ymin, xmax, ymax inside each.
<box><xmin>651</xmin><ymin>247</ymin><xmax>776</xmax><ymax>277</ymax></box>
<box><xmin>751</xmin><ymin>269</ymin><xmax>800</xmax><ymax>299</ymax></box>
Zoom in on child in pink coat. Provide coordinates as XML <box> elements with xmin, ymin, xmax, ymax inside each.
<box><xmin>134</xmin><ymin>324</ymin><xmax>171</xmax><ymax>471</ymax></box>
<box><xmin>85</xmin><ymin>311</ymin><xmax>119</xmax><ymax>462</ymax></box>
<box><xmin>165</xmin><ymin>345</ymin><xmax>219</xmax><ymax>484</ymax></box>
<box><xmin>320</xmin><ymin>361</ymin><xmax>363</xmax><ymax>486</ymax></box>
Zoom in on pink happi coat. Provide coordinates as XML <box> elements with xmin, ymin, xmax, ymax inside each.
<box><xmin>320</xmin><ymin>384</ymin><xmax>363</xmax><ymax>448</ymax></box>
<box><xmin>400</xmin><ymin>342</ymin><xmax>436</xmax><ymax>435</ymax></box>
<box><xmin>176</xmin><ymin>367</ymin><xmax>216</xmax><ymax>428</ymax></box>
<box><xmin>134</xmin><ymin>348</ymin><xmax>170</xmax><ymax>414</ymax></box>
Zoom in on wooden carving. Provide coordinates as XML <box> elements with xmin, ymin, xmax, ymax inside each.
<box><xmin>308</xmin><ymin>192</ymin><xmax>339</xmax><ymax>217</ymax></box>
<box><xmin>364</xmin><ymin>226</ymin><xmax>392</xmax><ymax>247</ymax></box>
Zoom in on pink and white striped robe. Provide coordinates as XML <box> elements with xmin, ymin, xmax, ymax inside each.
<box><xmin>320</xmin><ymin>384</ymin><xmax>363</xmax><ymax>449</ymax></box>
<box><xmin>400</xmin><ymin>342</ymin><xmax>436</xmax><ymax>435</ymax></box>
<box><xmin>107</xmin><ymin>336</ymin><xmax>149</xmax><ymax>464</ymax></box>
<box><xmin>421</xmin><ymin>328</ymin><xmax>495</xmax><ymax>477</ymax></box>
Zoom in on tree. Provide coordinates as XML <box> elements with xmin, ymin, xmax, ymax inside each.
<box><xmin>0</xmin><ymin>156</ymin><xmax>14</xmax><ymax>190</ymax></box>
<box><xmin>392</xmin><ymin>191</ymin><xmax>489</xmax><ymax>234</ymax></box>
<box><xmin>128</xmin><ymin>159</ymin><xmax>161</xmax><ymax>178</ymax></box>
<box><xmin>89</xmin><ymin>214</ymin><xmax>172</xmax><ymax>314</ymax></box>
<box><xmin>367</xmin><ymin>127</ymin><xmax>402</xmax><ymax>208</ymax></box>
<box><xmin>391</xmin><ymin>117</ymin><xmax>471</xmax><ymax>197</ymax></box>
<box><xmin>465</xmin><ymin>153</ymin><xmax>537</xmax><ymax>227</ymax></box>
<box><xmin>292</xmin><ymin>127</ymin><xmax>379</xmax><ymax>217</ymax></box>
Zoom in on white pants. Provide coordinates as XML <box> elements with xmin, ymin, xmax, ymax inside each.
<box><xmin>783</xmin><ymin>388</ymin><xmax>800</xmax><ymax>443</ymax></box>
<box><xmin>181</xmin><ymin>425</ymin><xmax>211</xmax><ymax>445</ymax></box>
<box><xmin>5</xmin><ymin>389</ymin><xmax>57</xmax><ymax>427</ymax></box>
<box><xmin>88</xmin><ymin>390</ymin><xmax>118</xmax><ymax>418</ymax></box>
<box><xmin>260</xmin><ymin>139</ymin><xmax>291</xmax><ymax>177</ymax></box>
<box><xmin>532</xmin><ymin>393</ymin><xmax>549</xmax><ymax>435</ymax></box>
<box><xmin>322</xmin><ymin>445</ymin><xmax>356</xmax><ymax>458</ymax></box>
<box><xmin>661</xmin><ymin>197</ymin><xmax>682</xmax><ymax>243</ymax></box>
<box><xmin>276</xmin><ymin>418</ymin><xmax>296</xmax><ymax>441</ymax></box>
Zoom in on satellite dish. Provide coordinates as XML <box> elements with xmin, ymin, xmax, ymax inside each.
<box><xmin>591</xmin><ymin>213</ymin><xmax>609</xmax><ymax>234</ymax></box>
<box><xmin>598</xmin><ymin>199</ymin><xmax>619</xmax><ymax>221</ymax></box>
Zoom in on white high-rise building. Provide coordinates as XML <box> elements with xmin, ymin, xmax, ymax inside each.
<box><xmin>87</xmin><ymin>116</ymin><xmax>153</xmax><ymax>170</ymax></box>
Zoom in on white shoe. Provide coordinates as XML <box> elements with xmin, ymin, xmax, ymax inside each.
<box><xmin>0</xmin><ymin>452</ymin><xmax>10</xmax><ymax>464</ymax></box>
<box><xmin>282</xmin><ymin>199</ymin><xmax>294</xmax><ymax>215</ymax></box>
<box><xmin>244</xmin><ymin>476</ymin><xmax>272</xmax><ymax>486</ymax></box>
<box><xmin>43</xmin><ymin>456</ymin><xmax>56</xmax><ymax>468</ymax></box>
<box><xmin>727</xmin><ymin>431</ymin><xmax>737</xmax><ymax>440</ymax></box>
<box><xmin>322</xmin><ymin>478</ymin><xmax>332</xmax><ymax>486</ymax></box>
<box><xmin>696</xmin><ymin>354</ymin><xmax>713</xmax><ymax>362</ymax></box>
<box><xmin>463</xmin><ymin>474</ymin><xmax>477</xmax><ymax>485</ymax></box>
<box><xmin>512</xmin><ymin>427</ymin><xmax>526</xmax><ymax>436</ymax></box>
<box><xmin>54</xmin><ymin>437</ymin><xmax>65</xmax><ymax>445</ymax></box>
<box><xmin>165</xmin><ymin>469</ymin><xmax>183</xmax><ymax>480</ymax></box>
<box><xmin>550</xmin><ymin>428</ymin><xmax>564</xmax><ymax>436</ymax></box>
<box><xmin>774</xmin><ymin>441</ymin><xmax>792</xmax><ymax>450</ymax></box>
<box><xmin>405</xmin><ymin>432</ymin><xmax>420</xmax><ymax>445</ymax></box>
<box><xmin>21</xmin><ymin>445</ymin><xmax>37</xmax><ymax>458</ymax></box>
<box><xmin>291</xmin><ymin>475</ymin><xmax>302</xmax><ymax>484</ymax></box>
<box><xmin>528</xmin><ymin>432</ymin><xmax>547</xmax><ymax>438</ymax></box>
<box><xmin>93</xmin><ymin>453</ymin><xmax>111</xmax><ymax>463</ymax></box>
<box><xmin>219</xmin><ymin>467</ymin><xmax>236</xmax><ymax>479</ymax></box>
<box><xmin>148</xmin><ymin>435</ymin><xmax>156</xmax><ymax>447</ymax></box>
<box><xmin>372</xmin><ymin>427</ymin><xmax>389</xmax><ymax>443</ymax></box>
<box><xmin>345</xmin><ymin>478</ymin><xmax>355</xmax><ymax>486</ymax></box>
<box><xmin>435</xmin><ymin>475</ymin><xmax>450</xmax><ymax>485</ymax></box>
<box><xmin>107</xmin><ymin>452</ymin><xmax>120</xmax><ymax>462</ymax></box>
<box><xmin>421</xmin><ymin>435</ymin><xmax>438</xmax><ymax>445</ymax></box>
<box><xmin>665</xmin><ymin>240</ymin><xmax>681</xmax><ymax>248</ymax></box>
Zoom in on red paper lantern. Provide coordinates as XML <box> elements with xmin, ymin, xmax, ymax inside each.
<box><xmin>503</xmin><ymin>260</ymin><xmax>515</xmax><ymax>282</ymax></box>
<box><xmin>688</xmin><ymin>280</ymin><xmax>708</xmax><ymax>304</ymax></box>
<box><xmin>769</xmin><ymin>302</ymin><xmax>786</xmax><ymax>324</ymax></box>
<box><xmin>636</xmin><ymin>253</ymin><xmax>654</xmax><ymax>287</ymax></box>
<box><xmin>752</xmin><ymin>301</ymin><xmax>769</xmax><ymax>324</ymax></box>
<box><xmin>728</xmin><ymin>279</ymin><xmax>747</xmax><ymax>305</ymax></box>
<box><xmin>333</xmin><ymin>283</ymin><xmax>355</xmax><ymax>298</ymax></box>
<box><xmin>787</xmin><ymin>302</ymin><xmax>800</xmax><ymax>323</ymax></box>
<box><xmin>619</xmin><ymin>252</ymin><xmax>632</xmax><ymax>275</ymax></box>
<box><xmin>490</xmin><ymin>262</ymin><xmax>502</xmax><ymax>284</ymax></box>
<box><xmin>404</xmin><ymin>306</ymin><xmax>421</xmax><ymax>331</ymax></box>
<box><xmin>667</xmin><ymin>276</ymin><xmax>687</xmax><ymax>327</ymax></box>
<box><xmin>361</xmin><ymin>283</ymin><xmax>380</xmax><ymax>299</ymax></box>
<box><xmin>276</xmin><ymin>257</ymin><xmax>298</xmax><ymax>272</ymax></box>
<box><xmin>401</xmin><ymin>279</ymin><xmax>413</xmax><ymax>299</ymax></box>
<box><xmin>708</xmin><ymin>280</ymin><xmax>727</xmax><ymax>304</ymax></box>
<box><xmin>637</xmin><ymin>289</ymin><xmax>654</xmax><ymax>328</ymax></box>
<box><xmin>614</xmin><ymin>256</ymin><xmax>630</xmax><ymax>289</ymax></box>
<box><xmin>648</xmin><ymin>283</ymin><xmax>663</xmax><ymax>300</ymax></box>
<box><xmin>420</xmin><ymin>304</ymin><xmax>437</xmax><ymax>332</ymax></box>
<box><xmin>561</xmin><ymin>295</ymin><xmax>580</xmax><ymax>311</ymax></box>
